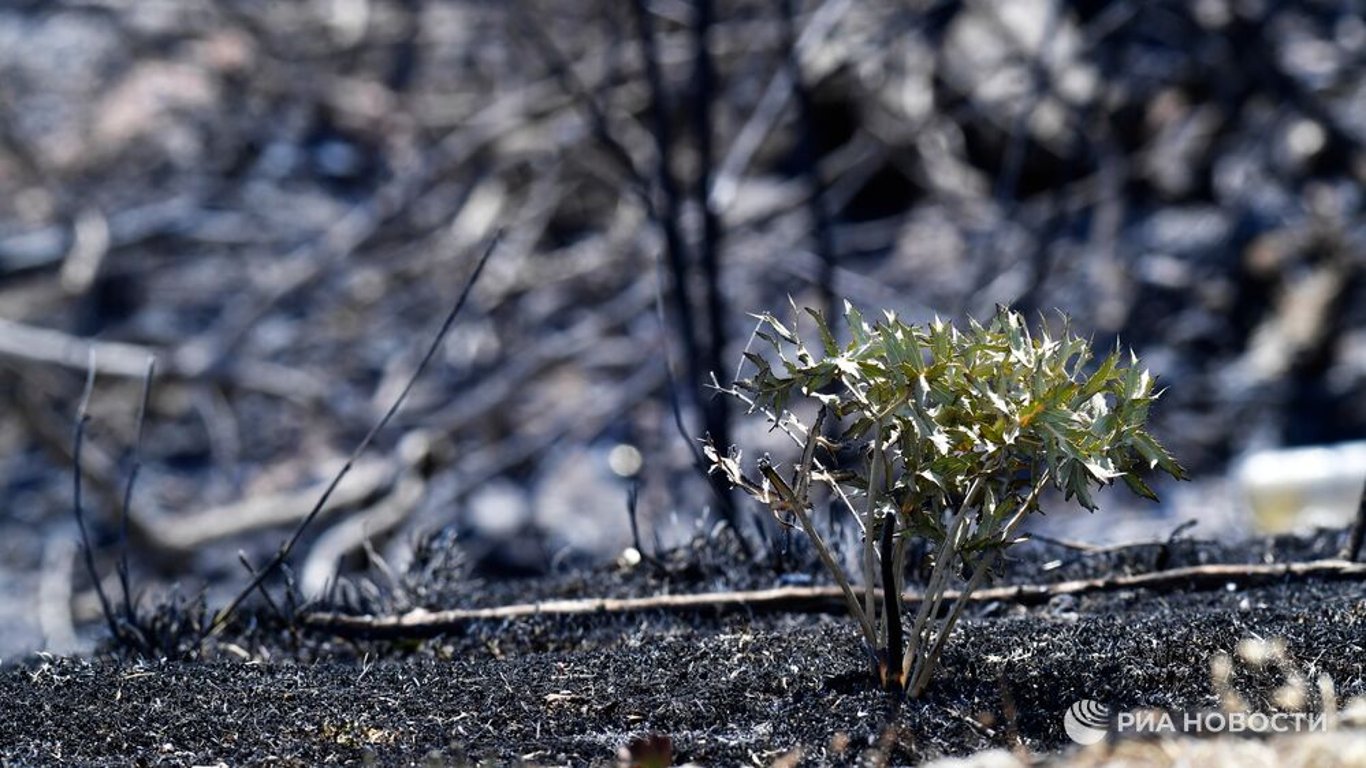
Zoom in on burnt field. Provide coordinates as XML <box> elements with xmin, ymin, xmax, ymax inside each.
<box><xmin>2</xmin><ymin>1</ymin><xmax>1366</xmax><ymax>765</ymax></box>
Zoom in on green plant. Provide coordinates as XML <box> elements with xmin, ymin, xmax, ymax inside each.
<box><xmin>707</xmin><ymin>302</ymin><xmax>1186</xmax><ymax>696</ymax></box>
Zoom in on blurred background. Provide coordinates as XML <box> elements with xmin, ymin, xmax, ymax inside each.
<box><xmin>1</xmin><ymin>0</ymin><xmax>1364</xmax><ymax>657</ymax></box>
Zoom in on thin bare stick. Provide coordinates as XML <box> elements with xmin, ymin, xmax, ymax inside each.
<box><xmin>760</xmin><ymin>458</ymin><xmax>876</xmax><ymax>646</ymax></box>
<box><xmin>626</xmin><ymin>481</ymin><xmax>645</xmax><ymax>555</ymax></box>
<box><xmin>72</xmin><ymin>353</ymin><xmax>119</xmax><ymax>643</ymax></box>
<box><xmin>301</xmin><ymin>558</ymin><xmax>1366</xmax><ymax>639</ymax></box>
<box><xmin>628</xmin><ymin>0</ymin><xmax>703</xmax><ymax>413</ymax></box>
<box><xmin>205</xmin><ymin>233</ymin><xmax>500</xmax><ymax>638</ymax></box>
<box><xmin>862</xmin><ymin>420</ymin><xmax>885</xmax><ymax>630</ymax></box>
<box><xmin>117</xmin><ymin>357</ymin><xmax>155</xmax><ymax>624</ymax></box>
<box><xmin>237</xmin><ymin>551</ymin><xmax>287</xmax><ymax>624</ymax></box>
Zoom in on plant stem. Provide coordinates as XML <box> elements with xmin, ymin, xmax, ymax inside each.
<box><xmin>892</xmin><ymin>533</ymin><xmax>909</xmax><ymax>613</ymax></box>
<box><xmin>72</xmin><ymin>355</ymin><xmax>120</xmax><ymax>645</ymax></box>
<box><xmin>907</xmin><ymin>472</ymin><xmax>1051</xmax><ymax>696</ymax></box>
<box><xmin>759</xmin><ymin>449</ymin><xmax>876</xmax><ymax>647</ymax></box>
<box><xmin>901</xmin><ymin>478</ymin><xmax>982</xmax><ymax>686</ymax></box>
<box><xmin>878</xmin><ymin>507</ymin><xmax>903</xmax><ymax>692</ymax></box>
<box><xmin>790</xmin><ymin>498</ymin><xmax>877</xmax><ymax>646</ymax></box>
<box><xmin>862</xmin><ymin>421</ymin><xmax>885</xmax><ymax>630</ymax></box>
<box><xmin>909</xmin><ymin>548</ymin><xmax>998</xmax><ymax>696</ymax></box>
<box><xmin>909</xmin><ymin>517</ymin><xmax>960</xmax><ymax>656</ymax></box>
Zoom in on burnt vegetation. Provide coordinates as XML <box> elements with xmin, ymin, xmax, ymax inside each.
<box><xmin>1</xmin><ymin>0</ymin><xmax>1366</xmax><ymax>764</ymax></box>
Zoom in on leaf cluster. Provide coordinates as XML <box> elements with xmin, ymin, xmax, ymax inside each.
<box><xmin>735</xmin><ymin>303</ymin><xmax>1186</xmax><ymax>551</ymax></box>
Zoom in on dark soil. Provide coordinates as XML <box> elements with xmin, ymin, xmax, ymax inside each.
<box><xmin>3</xmin><ymin>531</ymin><xmax>1364</xmax><ymax>767</ymax></box>
<box><xmin>4</xmin><ymin>1</ymin><xmax>1366</xmax><ymax>765</ymax></box>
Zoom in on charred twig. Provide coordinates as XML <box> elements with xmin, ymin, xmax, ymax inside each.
<box><xmin>117</xmin><ymin>358</ymin><xmax>155</xmax><ymax>625</ymax></box>
<box><xmin>877</xmin><ymin>509</ymin><xmax>903</xmax><ymax>693</ymax></box>
<box><xmin>688</xmin><ymin>0</ymin><xmax>745</xmax><ymax>547</ymax></box>
<box><xmin>205</xmin><ymin>234</ymin><xmax>500</xmax><ymax>639</ymax></box>
<box><xmin>299</xmin><ymin>437</ymin><xmax>432</xmax><ymax>597</ymax></box>
<box><xmin>237</xmin><ymin>551</ymin><xmax>290</xmax><ymax>627</ymax></box>
<box><xmin>300</xmin><ymin>558</ymin><xmax>1366</xmax><ymax>639</ymax></box>
<box><xmin>8</xmin><ymin>364</ymin><xmax>123</xmax><ymax>515</ymax></box>
<box><xmin>624</xmin><ymin>481</ymin><xmax>665</xmax><ymax>571</ymax></box>
<box><xmin>71</xmin><ymin>354</ymin><xmax>120</xmax><ymax>645</ymax></box>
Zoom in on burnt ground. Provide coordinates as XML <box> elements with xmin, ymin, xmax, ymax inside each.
<box><xmin>4</xmin><ymin>1</ymin><xmax>1366</xmax><ymax>765</ymax></box>
<box><xmin>3</xmin><ymin>530</ymin><xmax>1365</xmax><ymax>767</ymax></box>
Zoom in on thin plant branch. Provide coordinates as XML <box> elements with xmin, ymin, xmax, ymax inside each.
<box><xmin>117</xmin><ymin>357</ymin><xmax>155</xmax><ymax>625</ymax></box>
<box><xmin>908</xmin><ymin>471</ymin><xmax>1051</xmax><ymax>696</ymax></box>
<box><xmin>902</xmin><ymin>478</ymin><xmax>983</xmax><ymax>683</ymax></box>
<box><xmin>205</xmin><ymin>233</ymin><xmax>501</xmax><ymax>639</ymax></box>
<box><xmin>861</xmin><ymin>420</ymin><xmax>885</xmax><ymax>632</ymax></box>
<box><xmin>750</xmin><ymin>407</ymin><xmax>876</xmax><ymax>646</ymax></box>
<box><xmin>71</xmin><ymin>352</ymin><xmax>119</xmax><ymax>644</ymax></box>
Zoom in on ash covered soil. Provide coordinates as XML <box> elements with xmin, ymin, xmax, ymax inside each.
<box><xmin>5</xmin><ymin>2</ymin><xmax>1366</xmax><ymax>764</ymax></box>
<box><xmin>4</xmin><ymin>531</ymin><xmax>1366</xmax><ymax>767</ymax></box>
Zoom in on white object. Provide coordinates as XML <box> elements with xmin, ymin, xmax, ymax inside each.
<box><xmin>1236</xmin><ymin>441</ymin><xmax>1366</xmax><ymax>534</ymax></box>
